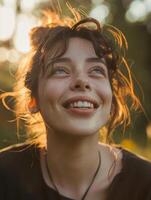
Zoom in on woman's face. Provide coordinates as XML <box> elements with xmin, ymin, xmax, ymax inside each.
<box><xmin>38</xmin><ymin>37</ymin><xmax>112</xmax><ymax>137</ymax></box>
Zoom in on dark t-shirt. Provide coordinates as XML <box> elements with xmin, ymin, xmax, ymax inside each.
<box><xmin>0</xmin><ymin>143</ymin><xmax>151</xmax><ymax>200</ymax></box>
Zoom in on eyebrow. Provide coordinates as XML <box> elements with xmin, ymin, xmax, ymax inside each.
<box><xmin>52</xmin><ymin>57</ymin><xmax>106</xmax><ymax>65</ymax></box>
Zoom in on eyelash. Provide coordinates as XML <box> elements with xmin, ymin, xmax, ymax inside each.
<box><xmin>50</xmin><ymin>66</ymin><xmax>106</xmax><ymax>77</ymax></box>
<box><xmin>90</xmin><ymin>66</ymin><xmax>106</xmax><ymax>76</ymax></box>
<box><xmin>52</xmin><ymin>67</ymin><xmax>69</xmax><ymax>75</ymax></box>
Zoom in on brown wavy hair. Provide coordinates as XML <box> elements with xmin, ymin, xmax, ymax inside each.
<box><xmin>0</xmin><ymin>10</ymin><xmax>141</xmax><ymax>147</ymax></box>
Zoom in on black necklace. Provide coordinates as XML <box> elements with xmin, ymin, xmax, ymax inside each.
<box><xmin>45</xmin><ymin>151</ymin><xmax>101</xmax><ymax>200</ymax></box>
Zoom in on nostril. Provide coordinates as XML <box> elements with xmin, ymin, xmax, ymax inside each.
<box><xmin>70</xmin><ymin>79</ymin><xmax>91</xmax><ymax>91</ymax></box>
<box><xmin>75</xmin><ymin>84</ymin><xmax>80</xmax><ymax>89</ymax></box>
<box><xmin>74</xmin><ymin>82</ymin><xmax>90</xmax><ymax>90</ymax></box>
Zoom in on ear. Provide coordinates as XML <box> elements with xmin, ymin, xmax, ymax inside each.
<box><xmin>28</xmin><ymin>98</ymin><xmax>39</xmax><ymax>113</ymax></box>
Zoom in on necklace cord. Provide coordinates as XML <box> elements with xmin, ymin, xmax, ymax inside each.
<box><xmin>45</xmin><ymin>151</ymin><xmax>101</xmax><ymax>200</ymax></box>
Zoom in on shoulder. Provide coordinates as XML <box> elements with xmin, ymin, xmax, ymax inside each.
<box><xmin>0</xmin><ymin>142</ymin><xmax>39</xmax><ymax>159</ymax></box>
<box><xmin>0</xmin><ymin>143</ymin><xmax>45</xmax><ymax>199</ymax></box>
<box><xmin>107</xmin><ymin>146</ymin><xmax>151</xmax><ymax>199</ymax></box>
<box><xmin>118</xmin><ymin>146</ymin><xmax>151</xmax><ymax>190</ymax></box>
<box><xmin>121</xmin><ymin>147</ymin><xmax>151</xmax><ymax>173</ymax></box>
<box><xmin>0</xmin><ymin>142</ymin><xmax>40</xmax><ymax>174</ymax></box>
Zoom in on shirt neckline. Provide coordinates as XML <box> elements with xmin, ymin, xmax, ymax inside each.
<box><xmin>37</xmin><ymin>145</ymin><xmax>127</xmax><ymax>200</ymax></box>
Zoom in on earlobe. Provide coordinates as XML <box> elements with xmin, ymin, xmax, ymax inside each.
<box><xmin>28</xmin><ymin>98</ymin><xmax>39</xmax><ymax>113</ymax></box>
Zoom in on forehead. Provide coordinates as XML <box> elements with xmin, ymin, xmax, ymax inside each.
<box><xmin>42</xmin><ymin>36</ymin><xmax>108</xmax><ymax>78</ymax></box>
<box><xmin>43</xmin><ymin>36</ymin><xmax>107</xmax><ymax>73</ymax></box>
<box><xmin>61</xmin><ymin>37</ymin><xmax>97</xmax><ymax>59</ymax></box>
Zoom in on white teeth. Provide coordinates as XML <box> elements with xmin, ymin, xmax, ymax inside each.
<box><xmin>69</xmin><ymin>101</ymin><xmax>94</xmax><ymax>108</ymax></box>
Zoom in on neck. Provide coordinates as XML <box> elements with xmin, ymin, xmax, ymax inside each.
<box><xmin>45</xmin><ymin>130</ymin><xmax>101</xmax><ymax>198</ymax></box>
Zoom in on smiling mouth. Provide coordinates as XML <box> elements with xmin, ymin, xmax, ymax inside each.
<box><xmin>63</xmin><ymin>100</ymin><xmax>99</xmax><ymax>110</ymax></box>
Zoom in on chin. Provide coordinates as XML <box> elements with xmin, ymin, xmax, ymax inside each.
<box><xmin>47</xmin><ymin>119</ymin><xmax>106</xmax><ymax>138</ymax></box>
<box><xmin>57</xmin><ymin>125</ymin><xmax>100</xmax><ymax>138</ymax></box>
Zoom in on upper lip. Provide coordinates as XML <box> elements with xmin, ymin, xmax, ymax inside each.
<box><xmin>62</xmin><ymin>96</ymin><xmax>100</xmax><ymax>109</ymax></box>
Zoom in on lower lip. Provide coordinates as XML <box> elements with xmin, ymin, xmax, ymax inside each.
<box><xmin>65</xmin><ymin>107</ymin><xmax>96</xmax><ymax>116</ymax></box>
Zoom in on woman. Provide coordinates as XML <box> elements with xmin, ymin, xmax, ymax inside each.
<box><xmin>0</xmin><ymin>11</ymin><xmax>151</xmax><ymax>200</ymax></box>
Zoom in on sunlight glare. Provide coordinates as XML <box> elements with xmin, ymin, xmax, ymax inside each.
<box><xmin>8</xmin><ymin>49</ymin><xmax>21</xmax><ymax>63</ymax></box>
<box><xmin>3</xmin><ymin>0</ymin><xmax>17</xmax><ymax>8</ymax></box>
<box><xmin>0</xmin><ymin>47</ymin><xmax>9</xmax><ymax>62</ymax></box>
<box><xmin>125</xmin><ymin>1</ymin><xmax>147</xmax><ymax>22</ymax></box>
<box><xmin>89</xmin><ymin>4</ymin><xmax>110</xmax><ymax>23</ymax></box>
<box><xmin>21</xmin><ymin>0</ymin><xmax>38</xmax><ymax>12</ymax></box>
<box><xmin>0</xmin><ymin>6</ymin><xmax>16</xmax><ymax>41</ymax></box>
<box><xmin>144</xmin><ymin>0</ymin><xmax>151</xmax><ymax>13</ymax></box>
<box><xmin>13</xmin><ymin>14</ymin><xmax>38</xmax><ymax>53</ymax></box>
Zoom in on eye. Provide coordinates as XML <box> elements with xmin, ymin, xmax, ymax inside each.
<box><xmin>89</xmin><ymin>66</ymin><xmax>106</xmax><ymax>77</ymax></box>
<box><xmin>52</xmin><ymin>66</ymin><xmax>70</xmax><ymax>75</ymax></box>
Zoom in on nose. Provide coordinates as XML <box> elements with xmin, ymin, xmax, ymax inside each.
<box><xmin>70</xmin><ymin>77</ymin><xmax>91</xmax><ymax>91</ymax></box>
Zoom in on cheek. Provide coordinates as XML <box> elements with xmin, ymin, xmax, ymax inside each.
<box><xmin>95</xmin><ymin>80</ymin><xmax>112</xmax><ymax>104</ymax></box>
<box><xmin>105</xmin><ymin>86</ymin><xmax>112</xmax><ymax>104</ymax></box>
<box><xmin>45</xmin><ymin>84</ymin><xmax>59</xmax><ymax>102</ymax></box>
<box><xmin>39</xmin><ymin>79</ymin><xmax>68</xmax><ymax>103</ymax></box>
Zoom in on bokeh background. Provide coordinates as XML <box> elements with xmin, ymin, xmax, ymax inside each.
<box><xmin>0</xmin><ymin>0</ymin><xmax>151</xmax><ymax>159</ymax></box>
